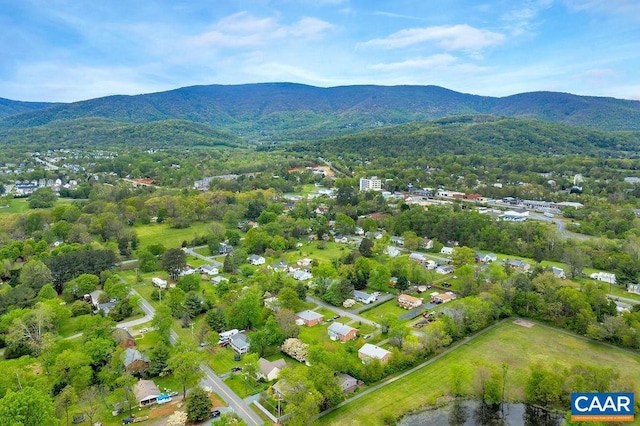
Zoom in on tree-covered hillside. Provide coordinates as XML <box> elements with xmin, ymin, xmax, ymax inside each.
<box><xmin>2</xmin><ymin>84</ymin><xmax>640</xmax><ymax>143</ymax></box>
<box><xmin>291</xmin><ymin>116</ymin><xmax>640</xmax><ymax>158</ymax></box>
<box><xmin>0</xmin><ymin>97</ymin><xmax>56</xmax><ymax>119</ymax></box>
<box><xmin>0</xmin><ymin>118</ymin><xmax>242</xmax><ymax>149</ymax></box>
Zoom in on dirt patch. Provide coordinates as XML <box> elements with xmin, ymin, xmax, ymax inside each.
<box><xmin>209</xmin><ymin>393</ymin><xmax>226</xmax><ymax>408</ymax></box>
<box><xmin>149</xmin><ymin>400</ymin><xmax>183</xmax><ymax>419</ymax></box>
<box><xmin>513</xmin><ymin>318</ymin><xmax>535</xmax><ymax>328</ymax></box>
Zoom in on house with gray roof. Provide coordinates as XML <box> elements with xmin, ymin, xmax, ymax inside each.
<box><xmin>295</xmin><ymin>310</ymin><xmax>324</xmax><ymax>326</ymax></box>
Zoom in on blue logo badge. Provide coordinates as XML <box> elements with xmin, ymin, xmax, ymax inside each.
<box><xmin>571</xmin><ymin>393</ymin><xmax>634</xmax><ymax>422</ymax></box>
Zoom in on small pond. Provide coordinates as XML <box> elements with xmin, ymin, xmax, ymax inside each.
<box><xmin>399</xmin><ymin>399</ymin><xmax>564</xmax><ymax>426</ymax></box>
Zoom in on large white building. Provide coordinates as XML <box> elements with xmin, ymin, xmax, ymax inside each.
<box><xmin>359</xmin><ymin>177</ymin><xmax>382</xmax><ymax>191</ymax></box>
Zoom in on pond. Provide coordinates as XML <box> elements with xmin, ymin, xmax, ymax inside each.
<box><xmin>399</xmin><ymin>399</ymin><xmax>564</xmax><ymax>426</ymax></box>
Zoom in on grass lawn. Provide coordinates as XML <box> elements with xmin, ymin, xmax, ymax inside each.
<box><xmin>134</xmin><ymin>222</ymin><xmax>212</xmax><ymax>248</ymax></box>
<box><xmin>194</xmin><ymin>247</ymin><xmax>211</xmax><ymax>256</ymax></box>
<box><xmin>0</xmin><ymin>198</ymin><xmax>30</xmax><ymax>214</ymax></box>
<box><xmin>224</xmin><ymin>373</ymin><xmax>269</xmax><ymax>398</ymax></box>
<box><xmin>207</xmin><ymin>346</ymin><xmax>242</xmax><ymax>373</ymax></box>
<box><xmin>298</xmin><ymin>323</ymin><xmax>332</xmax><ymax>345</ymax></box>
<box><xmin>359</xmin><ymin>300</ymin><xmax>409</xmax><ymax>323</ymax></box>
<box><xmin>317</xmin><ymin>320</ymin><xmax>640</xmax><ymax>425</ymax></box>
<box><xmin>286</xmin><ymin>241</ymin><xmax>349</xmax><ymax>265</ymax></box>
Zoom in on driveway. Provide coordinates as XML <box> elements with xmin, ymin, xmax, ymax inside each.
<box><xmin>306</xmin><ymin>295</ymin><xmax>379</xmax><ymax>327</ymax></box>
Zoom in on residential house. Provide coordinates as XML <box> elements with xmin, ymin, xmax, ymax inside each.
<box><xmin>211</xmin><ymin>275</ymin><xmax>229</xmax><ymax>285</ymax></box>
<box><xmin>230</xmin><ymin>332</ymin><xmax>250</xmax><ymax>354</ymax></box>
<box><xmin>122</xmin><ymin>348</ymin><xmax>150</xmax><ymax>374</ymax></box>
<box><xmin>436</xmin><ymin>265</ymin><xmax>454</xmax><ymax>275</ymax></box>
<box><xmin>422</xmin><ymin>238</ymin><xmax>434</xmax><ymax>250</ymax></box>
<box><xmin>337</xmin><ymin>373</ymin><xmax>360</xmax><ymax>393</ymax></box>
<box><xmin>133</xmin><ymin>379</ymin><xmax>161</xmax><ymax>407</ymax></box>
<box><xmin>292</xmin><ymin>269</ymin><xmax>313</xmax><ymax>281</ymax></box>
<box><xmin>398</xmin><ymin>294</ymin><xmax>423</xmax><ymax>309</ymax></box>
<box><xmin>257</xmin><ymin>358</ymin><xmax>287</xmax><ymax>381</ymax></box>
<box><xmin>353</xmin><ymin>290</ymin><xmax>376</xmax><ymax>304</ymax></box>
<box><xmin>505</xmin><ymin>259</ymin><xmax>531</xmax><ymax>272</ymax></box>
<box><xmin>327</xmin><ymin>322</ymin><xmax>358</xmax><ymax>342</ymax></box>
<box><xmin>358</xmin><ymin>343</ymin><xmax>392</xmax><ymax>363</ymax></box>
<box><xmin>219</xmin><ymin>243</ymin><xmax>234</xmax><ymax>255</ymax></box>
<box><xmin>425</xmin><ymin>260</ymin><xmax>438</xmax><ymax>270</ymax></box>
<box><xmin>551</xmin><ymin>267</ymin><xmax>566</xmax><ymax>279</ymax></box>
<box><xmin>475</xmin><ymin>253</ymin><xmax>498</xmax><ymax>263</ymax></box>
<box><xmin>112</xmin><ymin>328</ymin><xmax>136</xmax><ymax>349</ymax></box>
<box><xmin>390</xmin><ymin>236</ymin><xmax>405</xmax><ymax>246</ymax></box>
<box><xmin>199</xmin><ymin>265</ymin><xmax>219</xmax><ymax>275</ymax></box>
<box><xmin>590</xmin><ymin>272</ymin><xmax>616</xmax><ymax>284</ymax></box>
<box><xmin>88</xmin><ymin>289</ymin><xmax>104</xmax><ymax>308</ymax></box>
<box><xmin>334</xmin><ymin>235</ymin><xmax>348</xmax><ymax>244</ymax></box>
<box><xmin>409</xmin><ymin>252</ymin><xmax>426</xmax><ymax>263</ymax></box>
<box><xmin>295</xmin><ymin>310</ymin><xmax>324</xmax><ymax>326</ymax></box>
<box><xmin>248</xmin><ymin>254</ymin><xmax>266</xmax><ymax>266</ymax></box>
<box><xmin>440</xmin><ymin>247</ymin><xmax>454</xmax><ymax>256</ymax></box>
<box><xmin>433</xmin><ymin>293</ymin><xmax>457</xmax><ymax>304</ymax></box>
<box><xmin>97</xmin><ymin>301</ymin><xmax>116</xmax><ymax>316</ymax></box>
<box><xmin>297</xmin><ymin>258</ymin><xmax>313</xmax><ymax>267</ymax></box>
<box><xmin>385</xmin><ymin>246</ymin><xmax>401</xmax><ymax>258</ymax></box>
<box><xmin>269</xmin><ymin>261</ymin><xmax>288</xmax><ymax>272</ymax></box>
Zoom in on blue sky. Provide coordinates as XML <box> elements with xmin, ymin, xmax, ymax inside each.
<box><xmin>1</xmin><ymin>0</ymin><xmax>639</xmax><ymax>102</ymax></box>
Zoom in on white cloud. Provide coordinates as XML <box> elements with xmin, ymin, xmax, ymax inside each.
<box><xmin>582</xmin><ymin>68</ymin><xmax>616</xmax><ymax>77</ymax></box>
<box><xmin>502</xmin><ymin>0</ymin><xmax>554</xmax><ymax>36</ymax></box>
<box><xmin>359</xmin><ymin>24</ymin><xmax>505</xmax><ymax>52</ymax></box>
<box><xmin>371</xmin><ymin>54</ymin><xmax>457</xmax><ymax>71</ymax></box>
<box><xmin>564</xmin><ymin>0</ymin><xmax>640</xmax><ymax>13</ymax></box>
<box><xmin>189</xmin><ymin>12</ymin><xmax>334</xmax><ymax>48</ymax></box>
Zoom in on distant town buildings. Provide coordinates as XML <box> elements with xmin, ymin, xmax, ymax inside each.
<box><xmin>359</xmin><ymin>177</ymin><xmax>382</xmax><ymax>191</ymax></box>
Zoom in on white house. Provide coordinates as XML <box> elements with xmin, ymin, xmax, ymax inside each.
<box><xmin>292</xmin><ymin>269</ymin><xmax>313</xmax><ymax>281</ymax></box>
<box><xmin>440</xmin><ymin>247</ymin><xmax>454</xmax><ymax>256</ymax></box>
<box><xmin>436</xmin><ymin>265</ymin><xmax>454</xmax><ymax>275</ymax></box>
<box><xmin>199</xmin><ymin>265</ymin><xmax>219</xmax><ymax>275</ymax></box>
<box><xmin>327</xmin><ymin>322</ymin><xmax>358</xmax><ymax>342</ymax></box>
<box><xmin>409</xmin><ymin>252</ymin><xmax>426</xmax><ymax>263</ymax></box>
<box><xmin>385</xmin><ymin>246</ymin><xmax>401</xmax><ymax>258</ymax></box>
<box><xmin>425</xmin><ymin>260</ymin><xmax>438</xmax><ymax>270</ymax></box>
<box><xmin>358</xmin><ymin>343</ymin><xmax>391</xmax><ymax>363</ymax></box>
<box><xmin>476</xmin><ymin>253</ymin><xmax>497</xmax><ymax>263</ymax></box>
<box><xmin>353</xmin><ymin>290</ymin><xmax>376</xmax><ymax>304</ymax></box>
<box><xmin>230</xmin><ymin>332</ymin><xmax>249</xmax><ymax>354</ymax></box>
<box><xmin>257</xmin><ymin>358</ymin><xmax>286</xmax><ymax>381</ymax></box>
<box><xmin>211</xmin><ymin>276</ymin><xmax>229</xmax><ymax>285</ymax></box>
<box><xmin>590</xmin><ymin>272</ymin><xmax>616</xmax><ymax>284</ymax></box>
<box><xmin>248</xmin><ymin>254</ymin><xmax>266</xmax><ymax>265</ymax></box>
<box><xmin>551</xmin><ymin>267</ymin><xmax>566</xmax><ymax>279</ymax></box>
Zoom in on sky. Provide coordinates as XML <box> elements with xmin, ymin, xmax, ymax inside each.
<box><xmin>1</xmin><ymin>0</ymin><xmax>640</xmax><ymax>102</ymax></box>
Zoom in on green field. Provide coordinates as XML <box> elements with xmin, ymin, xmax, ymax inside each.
<box><xmin>317</xmin><ymin>320</ymin><xmax>640</xmax><ymax>425</ymax></box>
<box><xmin>359</xmin><ymin>299</ymin><xmax>410</xmax><ymax>323</ymax></box>
<box><xmin>134</xmin><ymin>222</ymin><xmax>212</xmax><ymax>248</ymax></box>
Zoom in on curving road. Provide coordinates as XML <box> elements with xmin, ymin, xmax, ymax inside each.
<box><xmin>305</xmin><ymin>295</ymin><xmax>379</xmax><ymax>327</ymax></box>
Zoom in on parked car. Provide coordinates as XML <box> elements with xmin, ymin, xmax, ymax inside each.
<box><xmin>122</xmin><ymin>417</ymin><xmax>135</xmax><ymax>425</ymax></box>
<box><xmin>333</xmin><ymin>315</ymin><xmax>341</xmax><ymax>320</ymax></box>
<box><xmin>72</xmin><ymin>414</ymin><xmax>85</xmax><ymax>424</ymax></box>
<box><xmin>231</xmin><ymin>367</ymin><xmax>243</xmax><ymax>373</ymax></box>
<box><xmin>219</xmin><ymin>341</ymin><xmax>230</xmax><ymax>348</ymax></box>
<box><xmin>210</xmin><ymin>410</ymin><xmax>221</xmax><ymax>418</ymax></box>
<box><xmin>363</xmin><ymin>334</ymin><xmax>373</xmax><ymax>340</ymax></box>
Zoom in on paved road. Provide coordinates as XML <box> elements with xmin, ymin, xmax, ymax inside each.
<box><xmin>184</xmin><ymin>247</ymin><xmax>224</xmax><ymax>268</ymax></box>
<box><xmin>200</xmin><ymin>364</ymin><xmax>264</xmax><ymax>426</ymax></box>
<box><xmin>608</xmin><ymin>294</ymin><xmax>640</xmax><ymax>306</ymax></box>
<box><xmin>351</xmin><ymin>293</ymin><xmax>395</xmax><ymax>314</ymax></box>
<box><xmin>129</xmin><ymin>288</ymin><xmax>262</xmax><ymax>426</ymax></box>
<box><xmin>306</xmin><ymin>295</ymin><xmax>379</xmax><ymax>327</ymax></box>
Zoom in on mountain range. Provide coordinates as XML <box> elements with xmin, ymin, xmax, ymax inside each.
<box><xmin>2</xmin><ymin>84</ymin><xmax>640</xmax><ymax>146</ymax></box>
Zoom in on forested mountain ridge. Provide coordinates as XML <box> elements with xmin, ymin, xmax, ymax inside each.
<box><xmin>0</xmin><ymin>97</ymin><xmax>57</xmax><ymax>119</ymax></box>
<box><xmin>289</xmin><ymin>115</ymin><xmax>640</xmax><ymax>157</ymax></box>
<box><xmin>0</xmin><ymin>117</ymin><xmax>242</xmax><ymax>149</ymax></box>
<box><xmin>1</xmin><ymin>84</ymin><xmax>640</xmax><ymax>143</ymax></box>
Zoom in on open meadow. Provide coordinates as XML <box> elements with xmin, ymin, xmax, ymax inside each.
<box><xmin>317</xmin><ymin>320</ymin><xmax>640</xmax><ymax>425</ymax></box>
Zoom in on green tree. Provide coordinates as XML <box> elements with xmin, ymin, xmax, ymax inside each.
<box><xmin>184</xmin><ymin>291</ymin><xmax>204</xmax><ymax>318</ymax></box>
<box><xmin>56</xmin><ymin>385</ymin><xmax>77</xmax><ymax>426</ymax></box>
<box><xmin>0</xmin><ymin>387</ymin><xmax>58</xmax><ymax>426</ymax></box>
<box><xmin>152</xmin><ymin>303</ymin><xmax>174</xmax><ymax>342</ymax></box>
<box><xmin>168</xmin><ymin>346</ymin><xmax>203</xmax><ymax>401</ymax></box>
<box><xmin>137</xmin><ymin>249</ymin><xmax>158</xmax><ymax>272</ymax></box>
<box><xmin>103</xmin><ymin>277</ymin><xmax>131</xmax><ymax>301</ymax></box>
<box><xmin>162</xmin><ymin>248</ymin><xmax>187</xmax><ymax>281</ymax></box>
<box><xmin>186</xmin><ymin>386</ymin><xmax>211</xmax><ymax>422</ymax></box>
<box><xmin>37</xmin><ymin>284</ymin><xmax>58</xmax><ymax>300</ymax></box>
<box><xmin>278</xmin><ymin>287</ymin><xmax>302</xmax><ymax>311</ymax></box>
<box><xmin>359</xmin><ymin>237</ymin><xmax>374</xmax><ymax>257</ymax></box>
<box><xmin>228</xmin><ymin>291</ymin><xmax>262</xmax><ymax>330</ymax></box>
<box><xmin>177</xmin><ymin>274</ymin><xmax>200</xmax><ymax>293</ymax></box>
<box><xmin>449</xmin><ymin>364</ymin><xmax>470</xmax><ymax>397</ymax></box>
<box><xmin>63</xmin><ymin>274</ymin><xmax>99</xmax><ymax>300</ymax></box>
<box><xmin>452</xmin><ymin>246</ymin><xmax>476</xmax><ymax>268</ymax></box>
<box><xmin>205</xmin><ymin>307</ymin><xmax>227</xmax><ymax>333</ymax></box>
<box><xmin>275</xmin><ymin>309</ymin><xmax>300</xmax><ymax>338</ymax></box>
<box><xmin>147</xmin><ymin>343</ymin><xmax>171</xmax><ymax>377</ymax></box>
<box><xmin>19</xmin><ymin>259</ymin><xmax>53</xmax><ymax>292</ymax></box>
<box><xmin>29</xmin><ymin>187</ymin><xmax>57</xmax><ymax>208</ymax></box>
